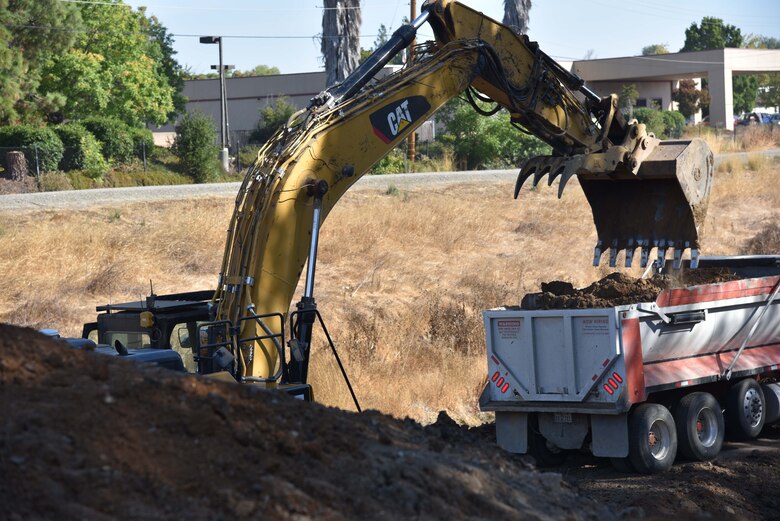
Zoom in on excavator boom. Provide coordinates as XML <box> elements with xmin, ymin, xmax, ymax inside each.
<box><xmin>210</xmin><ymin>0</ymin><xmax>713</xmax><ymax>382</ymax></box>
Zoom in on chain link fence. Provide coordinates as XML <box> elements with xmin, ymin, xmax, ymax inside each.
<box><xmin>690</xmin><ymin>122</ymin><xmax>780</xmax><ymax>142</ymax></box>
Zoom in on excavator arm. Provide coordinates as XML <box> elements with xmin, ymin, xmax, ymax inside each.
<box><xmin>209</xmin><ymin>0</ymin><xmax>713</xmax><ymax>383</ymax></box>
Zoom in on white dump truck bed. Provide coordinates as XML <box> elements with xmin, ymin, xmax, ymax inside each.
<box><xmin>482</xmin><ymin>274</ymin><xmax>780</xmax><ymax>414</ymax></box>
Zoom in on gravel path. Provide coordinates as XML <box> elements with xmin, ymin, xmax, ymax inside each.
<box><xmin>2</xmin><ymin>149</ymin><xmax>778</xmax><ymax>212</ymax></box>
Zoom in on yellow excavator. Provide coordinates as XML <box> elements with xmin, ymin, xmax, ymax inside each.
<box><xmin>205</xmin><ymin>0</ymin><xmax>713</xmax><ymax>391</ymax></box>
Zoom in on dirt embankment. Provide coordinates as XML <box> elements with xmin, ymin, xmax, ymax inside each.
<box><xmin>0</xmin><ymin>324</ymin><xmax>613</xmax><ymax>521</ymax></box>
<box><xmin>4</xmin><ymin>324</ymin><xmax>780</xmax><ymax>520</ymax></box>
<box><xmin>521</xmin><ymin>270</ymin><xmax>740</xmax><ymax>309</ymax></box>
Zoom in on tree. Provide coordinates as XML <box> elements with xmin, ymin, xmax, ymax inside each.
<box><xmin>503</xmin><ymin>0</ymin><xmax>531</xmax><ymax>34</ymax></box>
<box><xmin>40</xmin><ymin>2</ymin><xmax>176</xmax><ymax>126</ymax></box>
<box><xmin>359</xmin><ymin>23</ymin><xmax>404</xmax><ymax>65</ymax></box>
<box><xmin>758</xmin><ymin>77</ymin><xmax>780</xmax><ymax>110</ymax></box>
<box><xmin>745</xmin><ymin>35</ymin><xmax>780</xmax><ymax>110</ymax></box>
<box><xmin>672</xmin><ymin>79</ymin><xmax>710</xmax><ymax>119</ymax></box>
<box><xmin>144</xmin><ymin>15</ymin><xmax>187</xmax><ymax>122</ymax></box>
<box><xmin>438</xmin><ymin>98</ymin><xmax>550</xmax><ymax>170</ymax></box>
<box><xmin>0</xmin><ymin>0</ymin><xmax>83</xmax><ymax>124</ymax></box>
<box><xmin>619</xmin><ymin>84</ymin><xmax>639</xmax><ymax>118</ymax></box>
<box><xmin>680</xmin><ymin>17</ymin><xmax>757</xmax><ymax>117</ymax></box>
<box><xmin>681</xmin><ymin>17</ymin><xmax>743</xmax><ymax>52</ymax></box>
<box><xmin>321</xmin><ymin>0</ymin><xmax>362</xmax><ymax>86</ymax></box>
<box><xmin>173</xmin><ymin>112</ymin><xmax>219</xmax><ymax>182</ymax></box>
<box><xmin>642</xmin><ymin>44</ymin><xmax>669</xmax><ymax>55</ymax></box>
<box><xmin>250</xmin><ymin>98</ymin><xmax>297</xmax><ymax>144</ymax></box>
<box><xmin>231</xmin><ymin>65</ymin><xmax>281</xmax><ymax>78</ymax></box>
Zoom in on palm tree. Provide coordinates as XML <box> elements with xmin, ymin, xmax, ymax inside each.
<box><xmin>503</xmin><ymin>0</ymin><xmax>531</xmax><ymax>34</ymax></box>
<box><xmin>321</xmin><ymin>0</ymin><xmax>362</xmax><ymax>87</ymax></box>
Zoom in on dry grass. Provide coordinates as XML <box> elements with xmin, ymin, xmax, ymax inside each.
<box><xmin>687</xmin><ymin>125</ymin><xmax>780</xmax><ymax>154</ymax></box>
<box><xmin>0</xmin><ymin>153</ymin><xmax>777</xmax><ymax>424</ymax></box>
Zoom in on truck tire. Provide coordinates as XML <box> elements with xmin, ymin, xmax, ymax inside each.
<box><xmin>628</xmin><ymin>403</ymin><xmax>677</xmax><ymax>474</ymax></box>
<box><xmin>725</xmin><ymin>378</ymin><xmax>765</xmax><ymax>440</ymax></box>
<box><xmin>674</xmin><ymin>392</ymin><xmax>724</xmax><ymax>461</ymax></box>
<box><xmin>528</xmin><ymin>416</ymin><xmax>568</xmax><ymax>467</ymax></box>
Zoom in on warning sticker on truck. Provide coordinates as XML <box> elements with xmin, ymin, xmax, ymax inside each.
<box><xmin>496</xmin><ymin>319</ymin><xmax>522</xmax><ymax>340</ymax></box>
<box><xmin>581</xmin><ymin>318</ymin><xmax>609</xmax><ymax>336</ymax></box>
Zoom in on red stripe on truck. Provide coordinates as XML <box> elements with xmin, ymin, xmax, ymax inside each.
<box><xmin>645</xmin><ymin>343</ymin><xmax>780</xmax><ymax>388</ymax></box>
<box><xmin>656</xmin><ymin>275</ymin><xmax>780</xmax><ymax>307</ymax></box>
<box><xmin>621</xmin><ymin>317</ymin><xmax>646</xmax><ymax>403</ymax></box>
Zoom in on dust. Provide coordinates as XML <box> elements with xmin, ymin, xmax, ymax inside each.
<box><xmin>522</xmin><ymin>269</ymin><xmax>741</xmax><ymax>309</ymax></box>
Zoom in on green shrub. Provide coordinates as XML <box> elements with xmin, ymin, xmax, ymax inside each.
<box><xmin>54</xmin><ymin>123</ymin><xmax>109</xmax><ymax>179</ymax></box>
<box><xmin>238</xmin><ymin>145</ymin><xmax>262</xmax><ymax>170</ymax></box>
<box><xmin>173</xmin><ymin>111</ymin><xmax>220</xmax><ymax>182</ymax></box>
<box><xmin>105</xmin><ymin>169</ymin><xmax>192</xmax><ymax>187</ymax></box>
<box><xmin>371</xmin><ymin>149</ymin><xmax>406</xmax><ymax>174</ymax></box>
<box><xmin>251</xmin><ymin>97</ymin><xmax>297</xmax><ymax>144</ymax></box>
<box><xmin>0</xmin><ymin>125</ymin><xmax>64</xmax><ymax>173</ymax></box>
<box><xmin>81</xmin><ymin>117</ymin><xmax>134</xmax><ymax>165</ymax></box>
<box><xmin>661</xmin><ymin>111</ymin><xmax>686</xmax><ymax>139</ymax></box>
<box><xmin>633</xmin><ymin>108</ymin><xmax>666</xmax><ymax>138</ymax></box>
<box><xmin>67</xmin><ymin>171</ymin><xmax>101</xmax><ymax>189</ymax></box>
<box><xmin>437</xmin><ymin>98</ymin><xmax>551</xmax><ymax>170</ymax></box>
<box><xmin>39</xmin><ymin>172</ymin><xmax>73</xmax><ymax>192</ymax></box>
<box><xmin>128</xmin><ymin>127</ymin><xmax>154</xmax><ymax>161</ymax></box>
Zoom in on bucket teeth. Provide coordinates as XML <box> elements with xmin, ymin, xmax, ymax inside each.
<box><xmin>514</xmin><ymin>167</ymin><xmax>535</xmax><ymax>199</ymax></box>
<box><xmin>592</xmin><ymin>240</ymin><xmax>603</xmax><ymax>267</ymax></box>
<box><xmin>591</xmin><ymin>237</ymin><xmax>697</xmax><ymax>270</ymax></box>
<box><xmin>624</xmin><ymin>239</ymin><xmax>635</xmax><ymax>268</ymax></box>
<box><xmin>691</xmin><ymin>248</ymin><xmax>700</xmax><ymax>269</ymax></box>
<box><xmin>640</xmin><ymin>241</ymin><xmax>651</xmax><ymax>268</ymax></box>
<box><xmin>656</xmin><ymin>240</ymin><xmax>668</xmax><ymax>270</ymax></box>
<box><xmin>608</xmin><ymin>240</ymin><xmax>619</xmax><ymax>267</ymax></box>
<box><xmin>532</xmin><ymin>165</ymin><xmax>550</xmax><ymax>187</ymax></box>
<box><xmin>672</xmin><ymin>246</ymin><xmax>684</xmax><ymax>270</ymax></box>
<box><xmin>515</xmin><ymin>155</ymin><xmax>583</xmax><ymax>200</ymax></box>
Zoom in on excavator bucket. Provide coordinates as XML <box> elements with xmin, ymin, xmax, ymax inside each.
<box><xmin>517</xmin><ymin>138</ymin><xmax>714</xmax><ymax>269</ymax></box>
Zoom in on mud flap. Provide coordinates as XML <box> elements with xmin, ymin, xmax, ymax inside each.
<box><xmin>495</xmin><ymin>412</ymin><xmax>528</xmax><ymax>453</ymax></box>
<box><xmin>591</xmin><ymin>414</ymin><xmax>629</xmax><ymax>457</ymax></box>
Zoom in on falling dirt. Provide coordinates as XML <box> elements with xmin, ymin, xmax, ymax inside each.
<box><xmin>522</xmin><ymin>269</ymin><xmax>741</xmax><ymax>309</ymax></box>
<box><xmin>2</xmin><ymin>324</ymin><xmax>780</xmax><ymax>520</ymax></box>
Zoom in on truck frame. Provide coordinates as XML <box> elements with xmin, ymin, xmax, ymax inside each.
<box><xmin>480</xmin><ymin>256</ymin><xmax>780</xmax><ymax>473</ymax></box>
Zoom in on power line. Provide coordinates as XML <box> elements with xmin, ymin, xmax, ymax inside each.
<box><xmin>57</xmin><ymin>0</ymin><xmax>366</xmax><ymax>11</ymax></box>
<box><xmin>0</xmin><ymin>23</ymin><xmax>382</xmax><ymax>40</ymax></box>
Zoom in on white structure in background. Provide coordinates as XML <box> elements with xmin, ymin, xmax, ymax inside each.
<box><xmin>156</xmin><ymin>49</ymin><xmax>780</xmax><ymax>146</ymax></box>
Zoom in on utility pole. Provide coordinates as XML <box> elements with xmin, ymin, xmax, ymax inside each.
<box><xmin>200</xmin><ymin>36</ymin><xmax>231</xmax><ymax>171</ymax></box>
<box><xmin>407</xmin><ymin>0</ymin><xmax>417</xmax><ymax>168</ymax></box>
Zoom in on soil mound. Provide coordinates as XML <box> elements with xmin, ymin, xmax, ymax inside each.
<box><xmin>523</xmin><ymin>269</ymin><xmax>741</xmax><ymax>310</ymax></box>
<box><xmin>0</xmin><ymin>324</ymin><xmax>614</xmax><ymax>521</ymax></box>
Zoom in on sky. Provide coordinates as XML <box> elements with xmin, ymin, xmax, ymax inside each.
<box><xmin>119</xmin><ymin>0</ymin><xmax>780</xmax><ymax>75</ymax></box>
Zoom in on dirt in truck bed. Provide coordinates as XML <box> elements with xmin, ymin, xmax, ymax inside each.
<box><xmin>522</xmin><ymin>269</ymin><xmax>741</xmax><ymax>309</ymax></box>
<box><xmin>3</xmin><ymin>323</ymin><xmax>779</xmax><ymax>520</ymax></box>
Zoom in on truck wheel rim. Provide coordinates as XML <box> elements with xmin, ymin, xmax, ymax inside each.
<box><xmin>743</xmin><ymin>388</ymin><xmax>763</xmax><ymax>427</ymax></box>
<box><xmin>696</xmin><ymin>408</ymin><xmax>718</xmax><ymax>447</ymax></box>
<box><xmin>647</xmin><ymin>420</ymin><xmax>671</xmax><ymax>460</ymax></box>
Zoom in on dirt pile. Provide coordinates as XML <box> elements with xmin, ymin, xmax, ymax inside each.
<box><xmin>0</xmin><ymin>324</ymin><xmax>614</xmax><ymax>521</ymax></box>
<box><xmin>522</xmin><ymin>269</ymin><xmax>741</xmax><ymax>309</ymax></box>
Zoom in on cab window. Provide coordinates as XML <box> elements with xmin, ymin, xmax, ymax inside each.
<box><xmin>105</xmin><ymin>331</ymin><xmax>150</xmax><ymax>350</ymax></box>
<box><xmin>170</xmin><ymin>322</ymin><xmax>197</xmax><ymax>373</ymax></box>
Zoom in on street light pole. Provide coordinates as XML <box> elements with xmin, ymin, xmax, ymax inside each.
<box><xmin>200</xmin><ymin>35</ymin><xmax>230</xmax><ymax>171</ymax></box>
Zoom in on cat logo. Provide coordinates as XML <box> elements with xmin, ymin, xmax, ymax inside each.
<box><xmin>369</xmin><ymin>96</ymin><xmax>431</xmax><ymax>145</ymax></box>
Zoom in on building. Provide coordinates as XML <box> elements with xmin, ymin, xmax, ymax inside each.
<box><xmin>157</xmin><ymin>49</ymin><xmax>780</xmax><ymax>146</ymax></box>
<box><xmin>565</xmin><ymin>48</ymin><xmax>780</xmax><ymax>130</ymax></box>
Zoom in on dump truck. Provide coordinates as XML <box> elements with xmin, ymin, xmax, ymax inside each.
<box><xmin>481</xmin><ymin>255</ymin><xmax>780</xmax><ymax>473</ymax></box>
